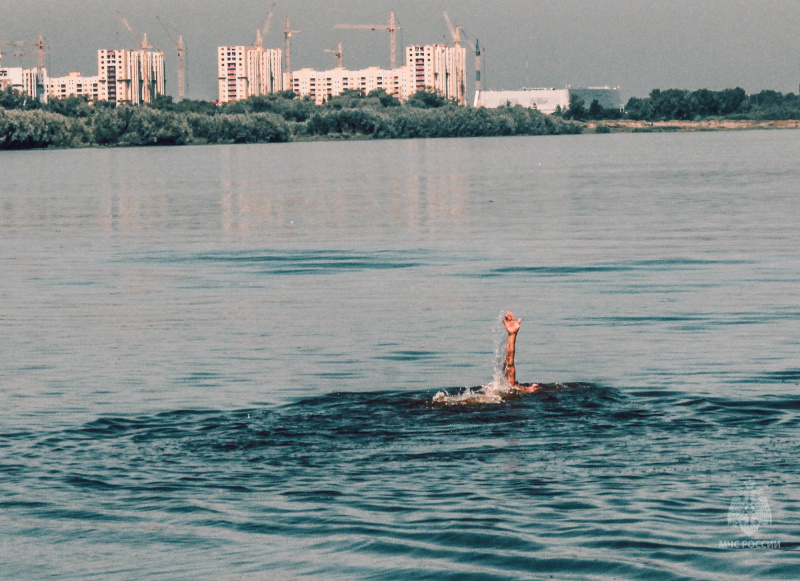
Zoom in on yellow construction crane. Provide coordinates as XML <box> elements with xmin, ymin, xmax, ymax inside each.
<box><xmin>156</xmin><ymin>16</ymin><xmax>187</xmax><ymax>100</ymax></box>
<box><xmin>255</xmin><ymin>3</ymin><xmax>275</xmax><ymax>49</ymax></box>
<box><xmin>335</xmin><ymin>10</ymin><xmax>401</xmax><ymax>70</ymax></box>
<box><xmin>284</xmin><ymin>15</ymin><xmax>301</xmax><ymax>75</ymax></box>
<box><xmin>0</xmin><ymin>32</ymin><xmax>49</xmax><ymax>69</ymax></box>
<box><xmin>443</xmin><ymin>12</ymin><xmax>462</xmax><ymax>49</ymax></box>
<box><xmin>115</xmin><ymin>9</ymin><xmax>151</xmax><ymax>50</ymax></box>
<box><xmin>324</xmin><ymin>42</ymin><xmax>344</xmax><ymax>68</ymax></box>
<box><xmin>443</xmin><ymin>12</ymin><xmax>465</xmax><ymax>102</ymax></box>
<box><xmin>454</xmin><ymin>21</ymin><xmax>484</xmax><ymax>106</ymax></box>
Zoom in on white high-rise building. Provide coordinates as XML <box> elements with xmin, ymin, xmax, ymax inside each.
<box><xmin>0</xmin><ymin>66</ymin><xmax>49</xmax><ymax>103</ymax></box>
<box><xmin>217</xmin><ymin>46</ymin><xmax>283</xmax><ymax>103</ymax></box>
<box><xmin>405</xmin><ymin>44</ymin><xmax>466</xmax><ymax>105</ymax></box>
<box><xmin>97</xmin><ymin>48</ymin><xmax>165</xmax><ymax>106</ymax></box>
<box><xmin>47</xmin><ymin>72</ymin><xmax>101</xmax><ymax>101</ymax></box>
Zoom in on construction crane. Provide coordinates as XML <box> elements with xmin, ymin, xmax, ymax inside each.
<box><xmin>156</xmin><ymin>16</ymin><xmax>187</xmax><ymax>100</ymax></box>
<box><xmin>115</xmin><ymin>9</ymin><xmax>152</xmax><ymax>50</ymax></box>
<box><xmin>458</xmin><ymin>26</ymin><xmax>484</xmax><ymax>106</ymax></box>
<box><xmin>0</xmin><ymin>32</ymin><xmax>49</xmax><ymax>69</ymax></box>
<box><xmin>324</xmin><ymin>42</ymin><xmax>343</xmax><ymax>68</ymax></box>
<box><xmin>472</xmin><ymin>39</ymin><xmax>484</xmax><ymax>100</ymax></box>
<box><xmin>335</xmin><ymin>10</ymin><xmax>401</xmax><ymax>70</ymax></box>
<box><xmin>284</xmin><ymin>15</ymin><xmax>301</xmax><ymax>75</ymax></box>
<box><xmin>114</xmin><ymin>10</ymin><xmax>160</xmax><ymax>104</ymax></box>
<box><xmin>255</xmin><ymin>3</ymin><xmax>275</xmax><ymax>49</ymax></box>
<box><xmin>443</xmin><ymin>12</ymin><xmax>465</xmax><ymax>103</ymax></box>
<box><xmin>443</xmin><ymin>12</ymin><xmax>462</xmax><ymax>49</ymax></box>
<box><xmin>0</xmin><ymin>41</ymin><xmax>27</xmax><ymax>68</ymax></box>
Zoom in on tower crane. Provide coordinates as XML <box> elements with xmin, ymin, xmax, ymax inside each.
<box><xmin>335</xmin><ymin>10</ymin><xmax>401</xmax><ymax>70</ymax></box>
<box><xmin>471</xmin><ymin>39</ymin><xmax>484</xmax><ymax>103</ymax></box>
<box><xmin>457</xmin><ymin>25</ymin><xmax>484</xmax><ymax>106</ymax></box>
<box><xmin>443</xmin><ymin>12</ymin><xmax>462</xmax><ymax>49</ymax></box>
<box><xmin>156</xmin><ymin>16</ymin><xmax>187</xmax><ymax>100</ymax></box>
<box><xmin>284</xmin><ymin>15</ymin><xmax>301</xmax><ymax>75</ymax></box>
<box><xmin>443</xmin><ymin>12</ymin><xmax>465</xmax><ymax>103</ymax></box>
<box><xmin>115</xmin><ymin>9</ymin><xmax>151</xmax><ymax>50</ymax></box>
<box><xmin>324</xmin><ymin>42</ymin><xmax>343</xmax><ymax>68</ymax></box>
<box><xmin>0</xmin><ymin>32</ymin><xmax>49</xmax><ymax>69</ymax></box>
<box><xmin>255</xmin><ymin>3</ymin><xmax>275</xmax><ymax>49</ymax></box>
<box><xmin>114</xmin><ymin>10</ymin><xmax>160</xmax><ymax>103</ymax></box>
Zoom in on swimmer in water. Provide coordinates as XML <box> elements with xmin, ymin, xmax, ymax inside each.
<box><xmin>502</xmin><ymin>312</ymin><xmax>539</xmax><ymax>392</ymax></box>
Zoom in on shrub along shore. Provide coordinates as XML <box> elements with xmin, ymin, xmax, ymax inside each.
<box><xmin>1</xmin><ymin>87</ymin><xmax>798</xmax><ymax>150</ymax></box>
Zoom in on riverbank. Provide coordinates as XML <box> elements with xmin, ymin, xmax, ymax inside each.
<box><xmin>0</xmin><ymin>102</ymin><xmax>583</xmax><ymax>150</ymax></box>
<box><xmin>589</xmin><ymin>119</ymin><xmax>800</xmax><ymax>133</ymax></box>
<box><xmin>2</xmin><ymin>101</ymin><xmax>799</xmax><ymax>151</ymax></box>
<box><xmin>5</xmin><ymin>85</ymin><xmax>800</xmax><ymax>149</ymax></box>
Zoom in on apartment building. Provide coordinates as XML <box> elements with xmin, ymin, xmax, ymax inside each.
<box><xmin>0</xmin><ymin>66</ymin><xmax>49</xmax><ymax>103</ymax></box>
<box><xmin>97</xmin><ymin>49</ymin><xmax>165</xmax><ymax>106</ymax></box>
<box><xmin>405</xmin><ymin>44</ymin><xmax>467</xmax><ymax>105</ymax></box>
<box><xmin>290</xmin><ymin>65</ymin><xmax>414</xmax><ymax>105</ymax></box>
<box><xmin>217</xmin><ymin>46</ymin><xmax>283</xmax><ymax>103</ymax></box>
<box><xmin>47</xmin><ymin>72</ymin><xmax>101</xmax><ymax>101</ymax></box>
<box><xmin>288</xmin><ymin>43</ymin><xmax>466</xmax><ymax>105</ymax></box>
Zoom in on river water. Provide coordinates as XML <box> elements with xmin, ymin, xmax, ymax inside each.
<box><xmin>1</xmin><ymin>132</ymin><xmax>799</xmax><ymax>579</ymax></box>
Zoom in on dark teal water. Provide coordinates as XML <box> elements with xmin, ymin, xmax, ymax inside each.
<box><xmin>1</xmin><ymin>132</ymin><xmax>799</xmax><ymax>578</ymax></box>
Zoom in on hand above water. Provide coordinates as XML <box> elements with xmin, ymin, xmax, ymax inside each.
<box><xmin>503</xmin><ymin>312</ymin><xmax>521</xmax><ymax>335</ymax></box>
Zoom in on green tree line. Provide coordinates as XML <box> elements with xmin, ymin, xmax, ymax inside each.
<box><xmin>4</xmin><ymin>85</ymin><xmax>799</xmax><ymax>149</ymax></box>
<box><xmin>561</xmin><ymin>87</ymin><xmax>800</xmax><ymax>122</ymax></box>
<box><xmin>0</xmin><ymin>88</ymin><xmax>581</xmax><ymax>150</ymax></box>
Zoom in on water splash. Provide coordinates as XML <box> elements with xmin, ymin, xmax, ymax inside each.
<box><xmin>433</xmin><ymin>312</ymin><xmax>516</xmax><ymax>405</ymax></box>
<box><xmin>432</xmin><ymin>377</ymin><xmax>515</xmax><ymax>405</ymax></box>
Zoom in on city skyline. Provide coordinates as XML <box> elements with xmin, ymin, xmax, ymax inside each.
<box><xmin>2</xmin><ymin>0</ymin><xmax>800</xmax><ymax>102</ymax></box>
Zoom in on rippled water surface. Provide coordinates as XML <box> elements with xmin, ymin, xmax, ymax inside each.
<box><xmin>1</xmin><ymin>132</ymin><xmax>799</xmax><ymax>579</ymax></box>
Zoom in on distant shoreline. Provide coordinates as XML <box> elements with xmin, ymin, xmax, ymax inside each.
<box><xmin>5</xmin><ymin>84</ymin><xmax>800</xmax><ymax>149</ymax></box>
<box><xmin>588</xmin><ymin>119</ymin><xmax>800</xmax><ymax>133</ymax></box>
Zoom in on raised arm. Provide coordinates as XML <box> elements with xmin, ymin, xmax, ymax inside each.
<box><xmin>502</xmin><ymin>312</ymin><xmax>521</xmax><ymax>386</ymax></box>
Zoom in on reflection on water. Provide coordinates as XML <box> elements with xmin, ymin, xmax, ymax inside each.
<box><xmin>218</xmin><ymin>171</ymin><xmax>468</xmax><ymax>235</ymax></box>
<box><xmin>1</xmin><ymin>141</ymin><xmax>470</xmax><ymax>238</ymax></box>
<box><xmin>216</xmin><ymin>141</ymin><xmax>469</xmax><ymax>236</ymax></box>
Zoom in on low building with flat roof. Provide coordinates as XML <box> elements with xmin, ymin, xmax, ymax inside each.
<box><xmin>569</xmin><ymin>87</ymin><xmax>622</xmax><ymax>110</ymax></box>
<box><xmin>475</xmin><ymin>88</ymin><xmax>570</xmax><ymax>114</ymax></box>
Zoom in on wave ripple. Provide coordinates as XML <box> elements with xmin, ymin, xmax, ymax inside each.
<box><xmin>2</xmin><ymin>387</ymin><xmax>799</xmax><ymax>579</ymax></box>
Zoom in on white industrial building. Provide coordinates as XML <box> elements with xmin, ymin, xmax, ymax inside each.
<box><xmin>474</xmin><ymin>88</ymin><xmax>570</xmax><ymax>114</ymax></box>
<box><xmin>217</xmin><ymin>46</ymin><xmax>283</xmax><ymax>103</ymax></box>
<box><xmin>569</xmin><ymin>86</ymin><xmax>622</xmax><ymax>110</ymax></box>
<box><xmin>0</xmin><ymin>66</ymin><xmax>49</xmax><ymax>103</ymax></box>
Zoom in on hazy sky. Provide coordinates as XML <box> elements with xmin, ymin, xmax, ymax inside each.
<box><xmin>2</xmin><ymin>0</ymin><xmax>799</xmax><ymax>102</ymax></box>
